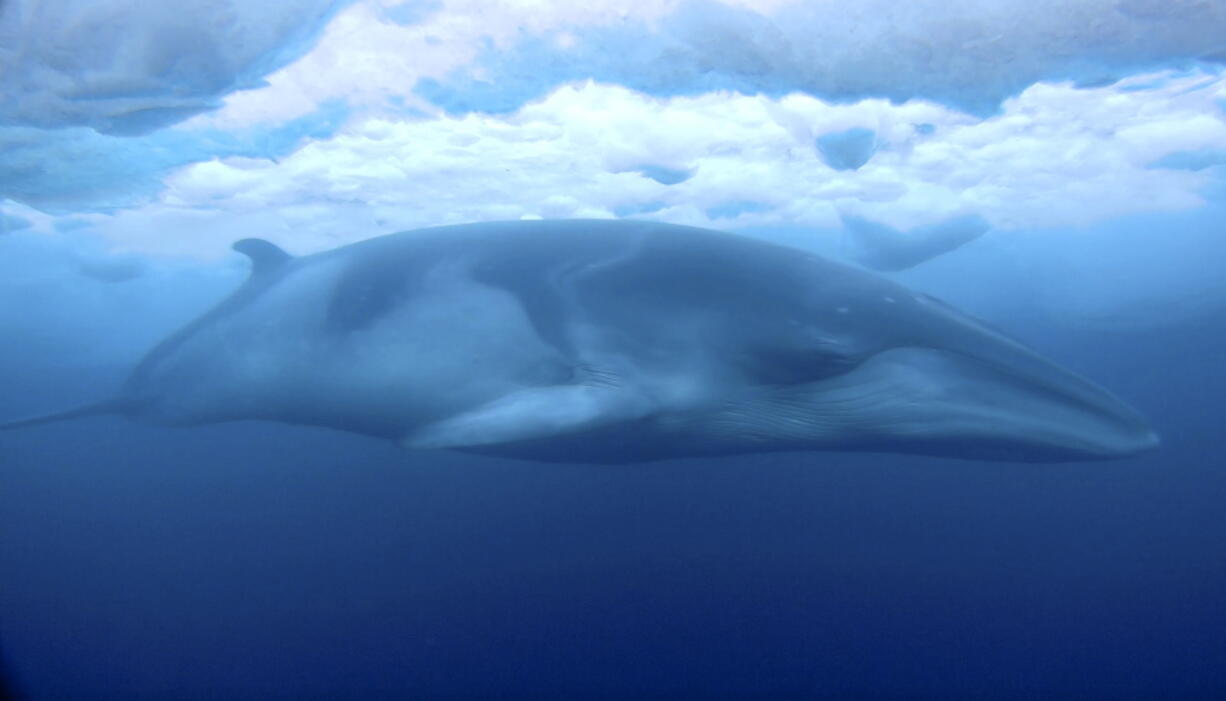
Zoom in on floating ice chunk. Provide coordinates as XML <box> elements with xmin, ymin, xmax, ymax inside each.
<box><xmin>0</xmin><ymin>213</ymin><xmax>31</xmax><ymax>234</ymax></box>
<box><xmin>381</xmin><ymin>0</ymin><xmax>441</xmax><ymax>27</ymax></box>
<box><xmin>414</xmin><ymin>0</ymin><xmax>1226</xmax><ymax>118</ymax></box>
<box><xmin>636</xmin><ymin>165</ymin><xmax>693</xmax><ymax>185</ymax></box>
<box><xmin>613</xmin><ymin>201</ymin><xmax>667</xmax><ymax>217</ymax></box>
<box><xmin>75</xmin><ymin>252</ymin><xmax>149</xmax><ymax>283</ymax></box>
<box><xmin>0</xmin><ymin>0</ymin><xmax>345</xmax><ymax>134</ymax></box>
<box><xmin>0</xmin><ymin>100</ymin><xmax>347</xmax><ymax>213</ymax></box>
<box><xmin>705</xmin><ymin>200</ymin><xmax>774</xmax><ymax>220</ymax></box>
<box><xmin>816</xmin><ymin>128</ymin><xmax>878</xmax><ymax>171</ymax></box>
<box><xmin>841</xmin><ymin>213</ymin><xmax>990</xmax><ymax>271</ymax></box>
<box><xmin>1149</xmin><ymin>149</ymin><xmax>1226</xmax><ymax>171</ymax></box>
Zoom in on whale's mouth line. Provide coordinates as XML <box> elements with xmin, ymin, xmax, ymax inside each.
<box><xmin>921</xmin><ymin>346</ymin><xmax>1151</xmax><ymax>426</ymax></box>
<box><xmin>813</xmin><ymin>346</ymin><xmax>1159</xmax><ymax>460</ymax></box>
<box><xmin>690</xmin><ymin>345</ymin><xmax>1158</xmax><ymax>462</ymax></box>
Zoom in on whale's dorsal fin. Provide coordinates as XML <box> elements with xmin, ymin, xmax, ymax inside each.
<box><xmin>233</xmin><ymin>239</ymin><xmax>292</xmax><ymax>276</ymax></box>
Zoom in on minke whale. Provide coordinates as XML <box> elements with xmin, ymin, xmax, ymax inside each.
<box><xmin>0</xmin><ymin>220</ymin><xmax>1158</xmax><ymax>463</ymax></box>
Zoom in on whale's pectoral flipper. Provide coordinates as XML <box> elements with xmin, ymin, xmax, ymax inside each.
<box><xmin>0</xmin><ymin>398</ymin><xmax>135</xmax><ymax>431</ymax></box>
<box><xmin>403</xmin><ymin>367</ymin><xmax>654</xmax><ymax>449</ymax></box>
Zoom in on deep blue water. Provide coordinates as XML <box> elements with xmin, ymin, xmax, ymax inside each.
<box><xmin>0</xmin><ymin>307</ymin><xmax>1223</xmax><ymax>699</ymax></box>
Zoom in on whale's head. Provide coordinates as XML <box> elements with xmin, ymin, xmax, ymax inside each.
<box><xmin>694</xmin><ymin>275</ymin><xmax>1159</xmax><ymax>462</ymax></box>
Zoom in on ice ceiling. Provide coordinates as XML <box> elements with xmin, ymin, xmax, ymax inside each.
<box><xmin>1</xmin><ymin>0</ymin><xmax>1225</xmax><ymax>259</ymax></box>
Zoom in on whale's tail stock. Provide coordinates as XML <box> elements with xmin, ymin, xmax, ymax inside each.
<box><xmin>0</xmin><ymin>398</ymin><xmax>135</xmax><ymax>431</ymax></box>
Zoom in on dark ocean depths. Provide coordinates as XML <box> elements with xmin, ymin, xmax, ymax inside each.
<box><xmin>0</xmin><ymin>255</ymin><xmax>1223</xmax><ymax>699</ymax></box>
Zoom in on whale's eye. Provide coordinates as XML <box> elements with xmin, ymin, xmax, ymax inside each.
<box><xmin>741</xmin><ymin>339</ymin><xmax>866</xmax><ymax>386</ymax></box>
